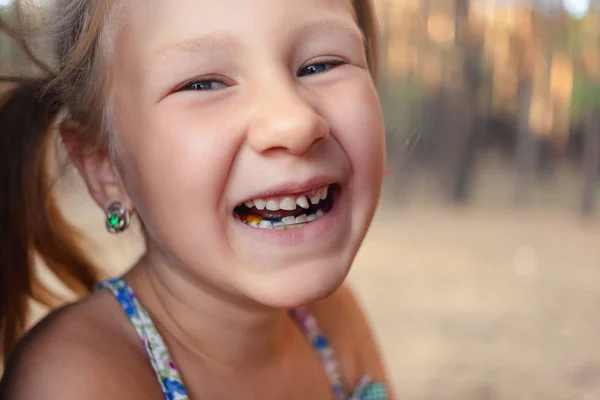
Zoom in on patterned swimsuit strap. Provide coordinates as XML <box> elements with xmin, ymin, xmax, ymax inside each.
<box><xmin>289</xmin><ymin>308</ymin><xmax>387</xmax><ymax>400</ymax></box>
<box><xmin>290</xmin><ymin>307</ymin><xmax>349</xmax><ymax>399</ymax></box>
<box><xmin>96</xmin><ymin>278</ymin><xmax>188</xmax><ymax>400</ymax></box>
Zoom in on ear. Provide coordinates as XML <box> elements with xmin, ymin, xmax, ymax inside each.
<box><xmin>60</xmin><ymin>119</ymin><xmax>134</xmax><ymax>214</ymax></box>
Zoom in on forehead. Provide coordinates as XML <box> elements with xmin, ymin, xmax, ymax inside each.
<box><xmin>117</xmin><ymin>0</ymin><xmax>357</xmax><ymax>59</ymax></box>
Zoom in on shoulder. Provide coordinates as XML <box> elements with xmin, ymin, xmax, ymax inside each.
<box><xmin>309</xmin><ymin>284</ymin><xmax>396</xmax><ymax>398</ymax></box>
<box><xmin>0</xmin><ymin>290</ymin><xmax>158</xmax><ymax>400</ymax></box>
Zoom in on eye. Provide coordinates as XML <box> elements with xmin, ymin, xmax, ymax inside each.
<box><xmin>179</xmin><ymin>79</ymin><xmax>228</xmax><ymax>92</ymax></box>
<box><xmin>298</xmin><ymin>60</ymin><xmax>346</xmax><ymax>77</ymax></box>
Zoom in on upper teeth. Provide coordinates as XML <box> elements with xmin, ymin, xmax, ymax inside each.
<box><xmin>242</xmin><ymin>185</ymin><xmax>329</xmax><ymax>211</ymax></box>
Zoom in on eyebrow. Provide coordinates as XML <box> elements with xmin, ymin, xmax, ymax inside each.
<box><xmin>150</xmin><ymin>34</ymin><xmax>240</xmax><ymax>69</ymax></box>
<box><xmin>149</xmin><ymin>17</ymin><xmax>365</xmax><ymax>69</ymax></box>
<box><xmin>294</xmin><ymin>17</ymin><xmax>366</xmax><ymax>47</ymax></box>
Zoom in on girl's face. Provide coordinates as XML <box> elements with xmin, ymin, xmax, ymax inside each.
<box><xmin>110</xmin><ymin>0</ymin><xmax>385</xmax><ymax>306</ymax></box>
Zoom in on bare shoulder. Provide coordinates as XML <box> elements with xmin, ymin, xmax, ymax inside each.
<box><xmin>0</xmin><ymin>290</ymin><xmax>159</xmax><ymax>400</ymax></box>
<box><xmin>309</xmin><ymin>284</ymin><xmax>396</xmax><ymax>398</ymax></box>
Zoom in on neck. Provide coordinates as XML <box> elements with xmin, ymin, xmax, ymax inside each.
<box><xmin>126</xmin><ymin>254</ymin><xmax>297</xmax><ymax>368</ymax></box>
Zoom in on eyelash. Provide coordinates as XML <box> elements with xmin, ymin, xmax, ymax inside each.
<box><xmin>297</xmin><ymin>59</ymin><xmax>347</xmax><ymax>77</ymax></box>
<box><xmin>177</xmin><ymin>59</ymin><xmax>347</xmax><ymax>92</ymax></box>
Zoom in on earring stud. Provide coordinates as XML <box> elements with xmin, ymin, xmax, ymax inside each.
<box><xmin>105</xmin><ymin>201</ymin><xmax>130</xmax><ymax>233</ymax></box>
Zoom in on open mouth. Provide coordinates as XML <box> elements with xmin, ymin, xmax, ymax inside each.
<box><xmin>234</xmin><ymin>184</ymin><xmax>339</xmax><ymax>230</ymax></box>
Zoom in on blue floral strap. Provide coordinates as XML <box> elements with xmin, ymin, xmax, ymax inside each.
<box><xmin>291</xmin><ymin>307</ymin><xmax>388</xmax><ymax>400</ymax></box>
<box><xmin>95</xmin><ymin>278</ymin><xmax>188</xmax><ymax>400</ymax></box>
<box><xmin>351</xmin><ymin>376</ymin><xmax>388</xmax><ymax>400</ymax></box>
<box><xmin>359</xmin><ymin>383</ymin><xmax>388</xmax><ymax>400</ymax></box>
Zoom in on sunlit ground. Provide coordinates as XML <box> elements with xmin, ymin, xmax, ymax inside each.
<box><xmin>353</xmin><ymin>199</ymin><xmax>600</xmax><ymax>399</ymax></box>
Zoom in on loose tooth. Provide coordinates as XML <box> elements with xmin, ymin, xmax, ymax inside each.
<box><xmin>254</xmin><ymin>199</ymin><xmax>266</xmax><ymax>210</ymax></box>
<box><xmin>258</xmin><ymin>220</ymin><xmax>273</xmax><ymax>229</ymax></box>
<box><xmin>282</xmin><ymin>216</ymin><xmax>296</xmax><ymax>224</ymax></box>
<box><xmin>320</xmin><ymin>186</ymin><xmax>329</xmax><ymax>200</ymax></box>
<box><xmin>310</xmin><ymin>194</ymin><xmax>321</xmax><ymax>205</ymax></box>
<box><xmin>316</xmin><ymin>210</ymin><xmax>324</xmax><ymax>218</ymax></box>
<box><xmin>280</xmin><ymin>197</ymin><xmax>297</xmax><ymax>211</ymax></box>
<box><xmin>307</xmin><ymin>213</ymin><xmax>317</xmax><ymax>222</ymax></box>
<box><xmin>244</xmin><ymin>200</ymin><xmax>255</xmax><ymax>208</ymax></box>
<box><xmin>296</xmin><ymin>196</ymin><xmax>310</xmax><ymax>209</ymax></box>
<box><xmin>250</xmin><ymin>221</ymin><xmax>259</xmax><ymax>227</ymax></box>
<box><xmin>266</xmin><ymin>200</ymin><xmax>280</xmax><ymax>211</ymax></box>
<box><xmin>296</xmin><ymin>214</ymin><xmax>308</xmax><ymax>223</ymax></box>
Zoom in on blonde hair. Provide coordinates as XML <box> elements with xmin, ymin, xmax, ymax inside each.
<box><xmin>0</xmin><ymin>0</ymin><xmax>379</xmax><ymax>362</ymax></box>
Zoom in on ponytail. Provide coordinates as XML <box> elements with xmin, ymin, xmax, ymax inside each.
<box><xmin>0</xmin><ymin>77</ymin><xmax>100</xmax><ymax>362</ymax></box>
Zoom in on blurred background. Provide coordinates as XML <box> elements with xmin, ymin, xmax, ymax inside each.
<box><xmin>2</xmin><ymin>0</ymin><xmax>600</xmax><ymax>398</ymax></box>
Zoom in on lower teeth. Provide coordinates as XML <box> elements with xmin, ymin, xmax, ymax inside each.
<box><xmin>246</xmin><ymin>210</ymin><xmax>325</xmax><ymax>229</ymax></box>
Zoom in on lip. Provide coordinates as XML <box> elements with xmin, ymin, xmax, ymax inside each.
<box><xmin>232</xmin><ymin>175</ymin><xmax>340</xmax><ymax>207</ymax></box>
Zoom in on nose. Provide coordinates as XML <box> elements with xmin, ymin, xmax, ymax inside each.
<box><xmin>246</xmin><ymin>83</ymin><xmax>329</xmax><ymax>156</ymax></box>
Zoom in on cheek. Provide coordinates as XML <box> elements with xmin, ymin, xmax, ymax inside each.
<box><xmin>118</xmin><ymin>99</ymin><xmax>237</xmax><ymax>196</ymax></box>
<box><xmin>327</xmin><ymin>76</ymin><xmax>385</xmax><ymax>189</ymax></box>
<box><xmin>113</xmin><ymin>102</ymin><xmax>239</xmax><ymax>257</ymax></box>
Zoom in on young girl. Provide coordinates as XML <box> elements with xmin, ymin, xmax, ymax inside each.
<box><xmin>0</xmin><ymin>0</ymin><xmax>392</xmax><ymax>398</ymax></box>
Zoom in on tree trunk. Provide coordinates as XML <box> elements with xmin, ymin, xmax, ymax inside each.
<box><xmin>581</xmin><ymin>111</ymin><xmax>599</xmax><ymax>215</ymax></box>
<box><xmin>450</xmin><ymin>0</ymin><xmax>481</xmax><ymax>203</ymax></box>
<box><xmin>514</xmin><ymin>77</ymin><xmax>536</xmax><ymax>206</ymax></box>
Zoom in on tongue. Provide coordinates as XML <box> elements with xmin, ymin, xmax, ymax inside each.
<box><xmin>242</xmin><ymin>208</ymin><xmax>304</xmax><ymax>220</ymax></box>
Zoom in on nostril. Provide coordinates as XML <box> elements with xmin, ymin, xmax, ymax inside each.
<box><xmin>260</xmin><ymin>146</ymin><xmax>292</xmax><ymax>157</ymax></box>
<box><xmin>309</xmin><ymin>136</ymin><xmax>326</xmax><ymax>150</ymax></box>
<box><xmin>254</xmin><ymin>133</ymin><xmax>327</xmax><ymax>157</ymax></box>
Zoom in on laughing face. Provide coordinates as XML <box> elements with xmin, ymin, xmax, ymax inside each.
<box><xmin>108</xmin><ymin>0</ymin><xmax>385</xmax><ymax>307</ymax></box>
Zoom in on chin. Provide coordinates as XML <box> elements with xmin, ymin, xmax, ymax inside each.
<box><xmin>241</xmin><ymin>256</ymin><xmax>353</xmax><ymax>309</ymax></box>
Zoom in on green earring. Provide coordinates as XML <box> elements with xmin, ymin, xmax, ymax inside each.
<box><xmin>105</xmin><ymin>201</ymin><xmax>130</xmax><ymax>234</ymax></box>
